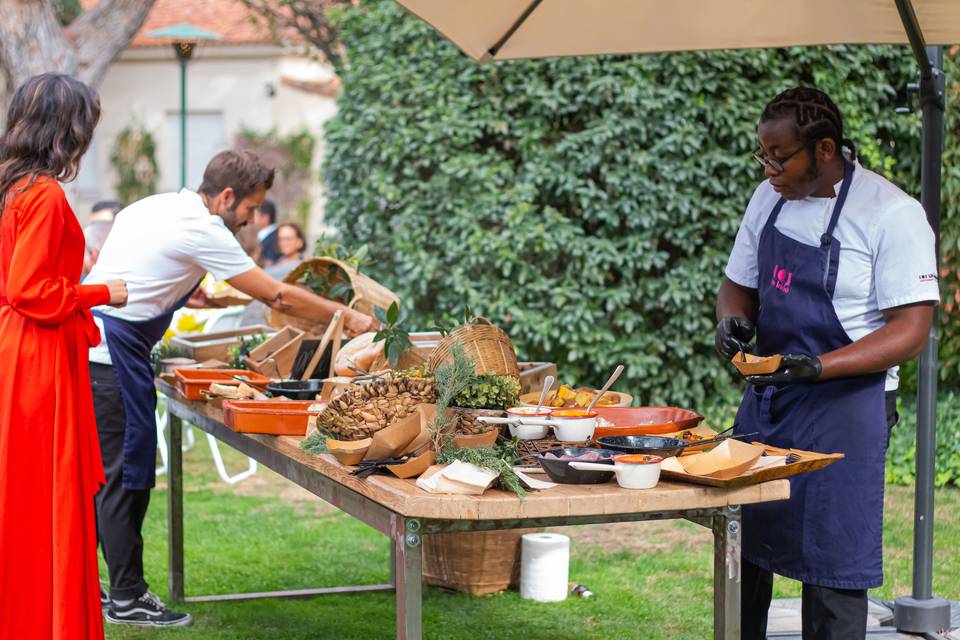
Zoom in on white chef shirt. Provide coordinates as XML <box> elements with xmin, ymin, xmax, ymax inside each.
<box><xmin>86</xmin><ymin>189</ymin><xmax>256</xmax><ymax>364</ymax></box>
<box><xmin>725</xmin><ymin>160</ymin><xmax>939</xmax><ymax>391</ymax></box>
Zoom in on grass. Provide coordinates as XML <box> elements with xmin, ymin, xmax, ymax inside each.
<box><xmin>102</xmin><ymin>441</ymin><xmax>960</xmax><ymax>640</ymax></box>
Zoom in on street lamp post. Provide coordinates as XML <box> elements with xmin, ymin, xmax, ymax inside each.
<box><xmin>145</xmin><ymin>23</ymin><xmax>221</xmax><ymax>190</ymax></box>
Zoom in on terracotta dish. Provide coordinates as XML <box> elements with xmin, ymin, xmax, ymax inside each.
<box><xmin>593</xmin><ymin>406</ymin><xmax>703</xmax><ymax>437</ymax></box>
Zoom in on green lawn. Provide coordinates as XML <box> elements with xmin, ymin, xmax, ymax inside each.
<box><xmin>102</xmin><ymin>443</ymin><xmax>960</xmax><ymax>640</ymax></box>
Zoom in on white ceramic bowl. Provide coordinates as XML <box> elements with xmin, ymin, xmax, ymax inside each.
<box><xmin>569</xmin><ymin>453</ymin><xmax>662</xmax><ymax>489</ymax></box>
<box><xmin>611</xmin><ymin>454</ymin><xmax>662</xmax><ymax>489</ymax></box>
<box><xmin>549</xmin><ymin>410</ymin><xmax>598</xmax><ymax>441</ymax></box>
<box><xmin>505</xmin><ymin>407</ymin><xmax>552</xmax><ymax>439</ymax></box>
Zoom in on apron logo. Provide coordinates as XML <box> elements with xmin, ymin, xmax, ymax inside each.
<box><xmin>919</xmin><ymin>273</ymin><xmax>938</xmax><ymax>283</ymax></box>
<box><xmin>772</xmin><ymin>264</ymin><xmax>793</xmax><ymax>293</ymax></box>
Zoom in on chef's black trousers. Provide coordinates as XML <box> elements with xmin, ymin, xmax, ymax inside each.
<box><xmin>90</xmin><ymin>363</ymin><xmax>152</xmax><ymax>602</ymax></box>
<box><xmin>741</xmin><ymin>390</ymin><xmax>899</xmax><ymax>640</ymax></box>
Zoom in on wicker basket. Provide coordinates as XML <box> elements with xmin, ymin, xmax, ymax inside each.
<box><xmin>448</xmin><ymin>406</ymin><xmax>505</xmax><ymax>435</ymax></box>
<box><xmin>428</xmin><ymin>317</ymin><xmax>520</xmax><ymax>379</ymax></box>
<box><xmin>423</xmin><ymin>528</ymin><xmax>542</xmax><ymax>595</ymax></box>
<box><xmin>269</xmin><ymin>257</ymin><xmax>400</xmax><ymax>335</ymax></box>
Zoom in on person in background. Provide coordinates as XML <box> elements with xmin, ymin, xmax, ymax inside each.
<box><xmin>0</xmin><ymin>72</ymin><xmax>128</xmax><ymax>640</ymax></box>
<box><xmin>255</xmin><ymin>198</ymin><xmax>281</xmax><ymax>265</ymax></box>
<box><xmin>84</xmin><ymin>150</ymin><xmax>377</xmax><ymax>628</ymax></box>
<box><xmin>241</xmin><ymin>221</ymin><xmax>308</xmax><ymax>325</ymax></box>
<box><xmin>82</xmin><ymin>219</ymin><xmax>114</xmax><ymax>278</ymax></box>
<box><xmin>269</xmin><ymin>221</ymin><xmax>306</xmax><ymax>277</ymax></box>
<box><xmin>89</xmin><ymin>199</ymin><xmax>122</xmax><ymax>223</ymax></box>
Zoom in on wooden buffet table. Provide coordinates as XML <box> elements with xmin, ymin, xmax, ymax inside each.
<box><xmin>156</xmin><ymin>380</ymin><xmax>789</xmax><ymax>639</ymax></box>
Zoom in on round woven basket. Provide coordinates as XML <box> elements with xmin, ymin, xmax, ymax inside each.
<box><xmin>269</xmin><ymin>257</ymin><xmax>399</xmax><ymax>335</ymax></box>
<box><xmin>423</xmin><ymin>528</ymin><xmax>543</xmax><ymax>595</ymax></box>
<box><xmin>428</xmin><ymin>317</ymin><xmax>520</xmax><ymax>379</ymax></box>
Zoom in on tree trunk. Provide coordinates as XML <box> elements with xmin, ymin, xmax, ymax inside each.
<box><xmin>0</xmin><ymin>0</ymin><xmax>155</xmax><ymax>110</ymax></box>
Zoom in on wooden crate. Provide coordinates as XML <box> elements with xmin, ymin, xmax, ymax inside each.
<box><xmin>244</xmin><ymin>326</ymin><xmax>305</xmax><ymax>379</ymax></box>
<box><xmin>518</xmin><ymin>362</ymin><xmax>558</xmax><ymax>395</ymax></box>
<box><xmin>170</xmin><ymin>325</ymin><xmax>274</xmax><ymax>363</ymax></box>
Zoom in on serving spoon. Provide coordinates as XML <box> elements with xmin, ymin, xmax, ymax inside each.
<box><xmin>534</xmin><ymin>375</ymin><xmax>555</xmax><ymax>414</ymax></box>
<box><xmin>586</xmin><ymin>365</ymin><xmax>625</xmax><ymax>413</ymax></box>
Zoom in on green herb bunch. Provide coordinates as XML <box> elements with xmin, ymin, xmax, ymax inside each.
<box><xmin>150</xmin><ymin>342</ymin><xmax>190</xmax><ymax>376</ymax></box>
<box><xmin>430</xmin><ymin>345</ymin><xmax>478</xmax><ymax>435</ymax></box>
<box><xmin>227</xmin><ymin>334</ymin><xmax>269</xmax><ymax>370</ymax></box>
<box><xmin>453</xmin><ymin>373</ymin><xmax>520</xmax><ymax>410</ymax></box>
<box><xmin>373</xmin><ymin>301</ymin><xmax>413</xmax><ymax>367</ymax></box>
<box><xmin>298</xmin><ymin>235</ymin><xmax>372</xmax><ymax>303</ymax></box>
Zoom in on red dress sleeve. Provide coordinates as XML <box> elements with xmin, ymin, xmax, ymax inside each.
<box><xmin>5</xmin><ymin>182</ymin><xmax>111</xmax><ymax>324</ymax></box>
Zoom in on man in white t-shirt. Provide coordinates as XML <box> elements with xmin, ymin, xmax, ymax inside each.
<box><xmin>85</xmin><ymin>150</ymin><xmax>377</xmax><ymax>627</ymax></box>
<box><xmin>715</xmin><ymin>87</ymin><xmax>937</xmax><ymax>639</ymax></box>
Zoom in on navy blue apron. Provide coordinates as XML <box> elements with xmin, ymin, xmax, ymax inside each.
<box><xmin>735</xmin><ymin>162</ymin><xmax>888</xmax><ymax>589</ymax></box>
<box><xmin>93</xmin><ymin>283</ymin><xmax>198</xmax><ymax>490</ymax></box>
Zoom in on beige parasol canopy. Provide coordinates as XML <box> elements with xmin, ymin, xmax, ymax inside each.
<box><xmin>396</xmin><ymin>0</ymin><xmax>960</xmax><ymax>62</ymax></box>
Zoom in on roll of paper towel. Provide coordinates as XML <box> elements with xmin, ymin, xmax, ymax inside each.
<box><xmin>520</xmin><ymin>532</ymin><xmax>570</xmax><ymax>602</ymax></box>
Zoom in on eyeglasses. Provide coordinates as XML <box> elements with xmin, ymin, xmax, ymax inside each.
<box><xmin>751</xmin><ymin>144</ymin><xmax>808</xmax><ymax>174</ymax></box>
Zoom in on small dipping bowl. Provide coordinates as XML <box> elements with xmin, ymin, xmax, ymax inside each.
<box><xmin>549</xmin><ymin>409</ymin><xmax>598</xmax><ymax>441</ymax></box>
<box><xmin>611</xmin><ymin>454</ymin><xmax>663</xmax><ymax>489</ymax></box>
<box><xmin>506</xmin><ymin>406</ymin><xmax>552</xmax><ymax>440</ymax></box>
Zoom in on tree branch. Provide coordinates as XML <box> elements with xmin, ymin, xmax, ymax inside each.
<box><xmin>69</xmin><ymin>0</ymin><xmax>157</xmax><ymax>87</ymax></box>
<box><xmin>239</xmin><ymin>0</ymin><xmax>350</xmax><ymax>73</ymax></box>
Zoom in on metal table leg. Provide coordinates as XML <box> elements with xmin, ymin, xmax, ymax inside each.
<box><xmin>393</xmin><ymin>517</ymin><xmax>423</xmax><ymax>640</ymax></box>
<box><xmin>713</xmin><ymin>505</ymin><xmax>741</xmax><ymax>640</ymax></box>
<box><xmin>168</xmin><ymin>412</ymin><xmax>185</xmax><ymax>603</ymax></box>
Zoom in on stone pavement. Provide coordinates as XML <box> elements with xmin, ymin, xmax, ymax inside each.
<box><xmin>765</xmin><ymin>598</ymin><xmax>960</xmax><ymax>639</ymax></box>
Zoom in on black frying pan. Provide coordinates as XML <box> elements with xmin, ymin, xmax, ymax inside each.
<box><xmin>597</xmin><ymin>433</ymin><xmax>759</xmax><ymax>458</ymax></box>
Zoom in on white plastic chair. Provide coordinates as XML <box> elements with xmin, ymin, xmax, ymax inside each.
<box><xmin>155</xmin><ymin>304</ymin><xmax>258</xmax><ymax>484</ymax></box>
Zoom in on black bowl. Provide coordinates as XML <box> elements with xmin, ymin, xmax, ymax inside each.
<box><xmin>596</xmin><ymin>435</ymin><xmax>686</xmax><ymax>458</ymax></box>
<box><xmin>266</xmin><ymin>379</ymin><xmax>325</xmax><ymax>400</ymax></box>
<box><xmin>537</xmin><ymin>447</ymin><xmax>618</xmax><ymax>484</ymax></box>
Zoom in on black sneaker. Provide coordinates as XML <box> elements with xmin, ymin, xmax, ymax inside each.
<box><xmin>105</xmin><ymin>591</ymin><xmax>192</xmax><ymax>628</ymax></box>
<box><xmin>99</xmin><ymin>585</ymin><xmax>110</xmax><ymax>611</ymax></box>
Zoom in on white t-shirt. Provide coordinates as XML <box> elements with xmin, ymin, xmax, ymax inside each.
<box><xmin>724</xmin><ymin>161</ymin><xmax>939</xmax><ymax>391</ymax></box>
<box><xmin>87</xmin><ymin>189</ymin><xmax>256</xmax><ymax>364</ymax></box>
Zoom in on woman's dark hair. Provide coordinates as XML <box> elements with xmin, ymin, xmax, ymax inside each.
<box><xmin>0</xmin><ymin>73</ymin><xmax>101</xmax><ymax>212</ymax></box>
<box><xmin>761</xmin><ymin>87</ymin><xmax>856</xmax><ymax>160</ymax></box>
<box><xmin>198</xmin><ymin>150</ymin><xmax>275</xmax><ymax>203</ymax></box>
<box><xmin>276</xmin><ymin>221</ymin><xmax>306</xmax><ymax>256</ymax></box>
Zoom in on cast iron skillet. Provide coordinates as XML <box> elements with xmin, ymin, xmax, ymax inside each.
<box><xmin>537</xmin><ymin>447</ymin><xmax>617</xmax><ymax>484</ymax></box>
<box><xmin>598</xmin><ymin>432</ymin><xmax>759</xmax><ymax>458</ymax></box>
<box><xmin>596</xmin><ymin>435</ymin><xmax>690</xmax><ymax>458</ymax></box>
<box><xmin>266</xmin><ymin>379</ymin><xmax>324</xmax><ymax>400</ymax></box>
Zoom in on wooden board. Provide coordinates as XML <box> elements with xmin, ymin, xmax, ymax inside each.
<box><xmin>660</xmin><ymin>443</ymin><xmax>844</xmax><ymax>488</ymax></box>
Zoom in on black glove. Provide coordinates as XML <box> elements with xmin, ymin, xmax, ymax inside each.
<box><xmin>746</xmin><ymin>354</ymin><xmax>822</xmax><ymax>386</ymax></box>
<box><xmin>715</xmin><ymin>317</ymin><xmax>756</xmax><ymax>359</ymax></box>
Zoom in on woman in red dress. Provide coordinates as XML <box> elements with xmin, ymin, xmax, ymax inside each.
<box><xmin>0</xmin><ymin>74</ymin><xmax>127</xmax><ymax>639</ymax></box>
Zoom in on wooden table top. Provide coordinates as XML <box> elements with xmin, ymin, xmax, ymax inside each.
<box><xmin>159</xmin><ymin>381</ymin><xmax>790</xmax><ymax>521</ymax></box>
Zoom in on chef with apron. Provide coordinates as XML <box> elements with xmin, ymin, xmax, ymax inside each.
<box><xmin>85</xmin><ymin>150</ymin><xmax>377</xmax><ymax>628</ymax></box>
<box><xmin>715</xmin><ymin>87</ymin><xmax>938</xmax><ymax>639</ymax></box>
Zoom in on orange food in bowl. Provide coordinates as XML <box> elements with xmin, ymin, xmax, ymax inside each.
<box><xmin>614</xmin><ymin>454</ymin><xmax>663</xmax><ymax>465</ymax></box>
<box><xmin>551</xmin><ymin>409</ymin><xmax>598</xmax><ymax>419</ymax></box>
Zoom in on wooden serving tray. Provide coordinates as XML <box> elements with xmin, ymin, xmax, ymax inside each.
<box><xmin>660</xmin><ymin>443</ymin><xmax>844</xmax><ymax>488</ymax></box>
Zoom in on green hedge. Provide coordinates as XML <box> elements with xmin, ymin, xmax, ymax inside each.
<box><xmin>324</xmin><ymin>0</ymin><xmax>958</xmax><ymax>406</ymax></box>
<box><xmin>887</xmin><ymin>393</ymin><xmax>960</xmax><ymax>487</ymax></box>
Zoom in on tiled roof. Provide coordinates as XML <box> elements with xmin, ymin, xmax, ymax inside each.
<box><xmin>81</xmin><ymin>0</ymin><xmax>280</xmax><ymax>47</ymax></box>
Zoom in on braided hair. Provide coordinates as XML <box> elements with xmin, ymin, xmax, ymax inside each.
<box><xmin>761</xmin><ymin>87</ymin><xmax>856</xmax><ymax>160</ymax></box>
